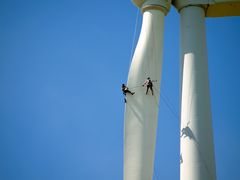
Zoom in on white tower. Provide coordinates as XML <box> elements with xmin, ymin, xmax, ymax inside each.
<box><xmin>178</xmin><ymin>6</ymin><xmax>216</xmax><ymax>180</ymax></box>
<box><xmin>172</xmin><ymin>0</ymin><xmax>240</xmax><ymax>180</ymax></box>
<box><xmin>124</xmin><ymin>1</ymin><xmax>171</xmax><ymax>180</ymax></box>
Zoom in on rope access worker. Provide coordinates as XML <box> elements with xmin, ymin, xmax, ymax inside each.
<box><xmin>142</xmin><ymin>77</ymin><xmax>154</xmax><ymax>95</ymax></box>
<box><xmin>122</xmin><ymin>84</ymin><xmax>135</xmax><ymax>103</ymax></box>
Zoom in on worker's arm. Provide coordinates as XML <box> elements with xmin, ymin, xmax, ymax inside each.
<box><xmin>142</xmin><ymin>80</ymin><xmax>147</xmax><ymax>86</ymax></box>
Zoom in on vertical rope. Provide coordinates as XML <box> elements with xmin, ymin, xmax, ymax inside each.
<box><xmin>128</xmin><ymin>9</ymin><xmax>140</xmax><ymax>68</ymax></box>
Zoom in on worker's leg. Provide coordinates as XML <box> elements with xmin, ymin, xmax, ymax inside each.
<box><xmin>150</xmin><ymin>86</ymin><xmax>154</xmax><ymax>95</ymax></box>
<box><xmin>146</xmin><ymin>87</ymin><xmax>149</xmax><ymax>95</ymax></box>
<box><xmin>126</xmin><ymin>90</ymin><xmax>134</xmax><ymax>95</ymax></box>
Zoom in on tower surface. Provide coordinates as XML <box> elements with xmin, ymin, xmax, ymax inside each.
<box><xmin>173</xmin><ymin>0</ymin><xmax>240</xmax><ymax>180</ymax></box>
<box><xmin>179</xmin><ymin>6</ymin><xmax>216</xmax><ymax>180</ymax></box>
<box><xmin>124</xmin><ymin>1</ymin><xmax>170</xmax><ymax>180</ymax></box>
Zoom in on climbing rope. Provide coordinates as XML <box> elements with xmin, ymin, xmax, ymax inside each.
<box><xmin>128</xmin><ymin>9</ymin><xmax>140</xmax><ymax>68</ymax></box>
<box><xmin>152</xmin><ymin>86</ymin><xmax>179</xmax><ymax>120</ymax></box>
<box><xmin>126</xmin><ymin>81</ymin><xmax>179</xmax><ymax>121</ymax></box>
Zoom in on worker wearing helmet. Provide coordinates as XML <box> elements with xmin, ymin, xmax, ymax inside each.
<box><xmin>121</xmin><ymin>84</ymin><xmax>135</xmax><ymax>103</ymax></box>
<box><xmin>142</xmin><ymin>77</ymin><xmax>154</xmax><ymax>95</ymax></box>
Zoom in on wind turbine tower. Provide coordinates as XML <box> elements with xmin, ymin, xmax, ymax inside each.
<box><xmin>173</xmin><ymin>1</ymin><xmax>240</xmax><ymax>180</ymax></box>
<box><xmin>124</xmin><ymin>1</ymin><xmax>170</xmax><ymax>179</ymax></box>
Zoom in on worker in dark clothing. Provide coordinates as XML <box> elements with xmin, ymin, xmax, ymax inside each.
<box><xmin>142</xmin><ymin>77</ymin><xmax>154</xmax><ymax>95</ymax></box>
<box><xmin>122</xmin><ymin>84</ymin><xmax>135</xmax><ymax>103</ymax></box>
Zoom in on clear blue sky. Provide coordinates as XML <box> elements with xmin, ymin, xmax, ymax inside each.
<box><xmin>0</xmin><ymin>0</ymin><xmax>240</xmax><ymax>180</ymax></box>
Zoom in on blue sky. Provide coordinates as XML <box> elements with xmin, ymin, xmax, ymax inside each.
<box><xmin>0</xmin><ymin>0</ymin><xmax>240</xmax><ymax>180</ymax></box>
